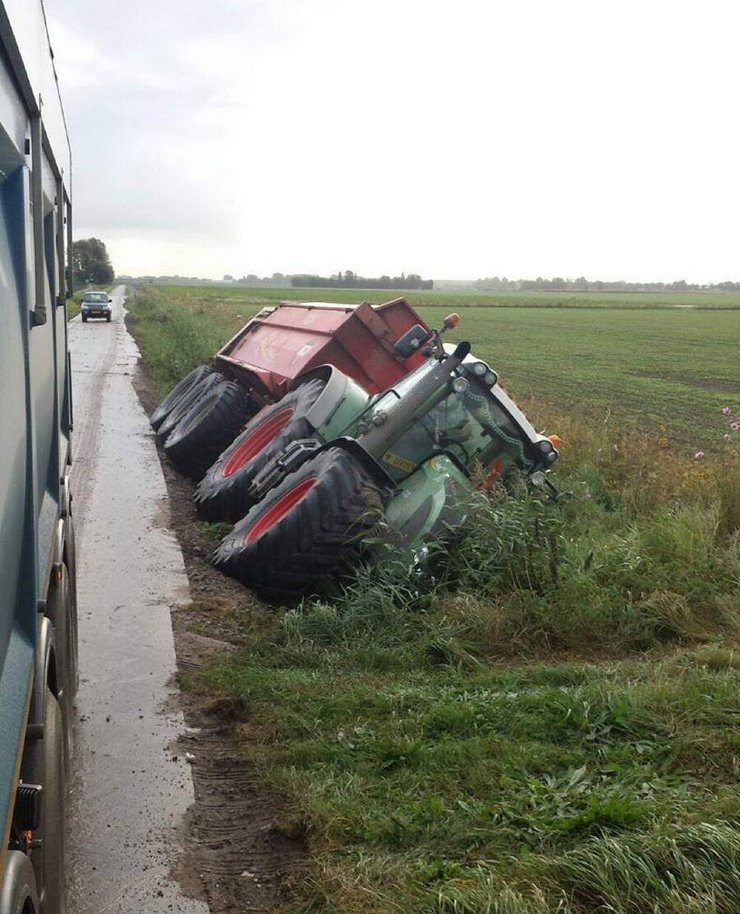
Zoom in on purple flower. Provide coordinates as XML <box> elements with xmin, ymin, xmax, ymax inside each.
<box><xmin>694</xmin><ymin>451</ymin><xmax>705</xmax><ymax>459</ymax></box>
<box><xmin>722</xmin><ymin>406</ymin><xmax>732</xmax><ymax>415</ymax></box>
<box><xmin>731</xmin><ymin>421</ymin><xmax>740</xmax><ymax>431</ymax></box>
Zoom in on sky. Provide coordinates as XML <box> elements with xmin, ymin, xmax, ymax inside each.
<box><xmin>44</xmin><ymin>0</ymin><xmax>740</xmax><ymax>284</ymax></box>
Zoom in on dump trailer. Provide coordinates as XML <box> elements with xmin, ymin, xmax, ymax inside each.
<box><xmin>0</xmin><ymin>3</ymin><xmax>77</xmax><ymax>913</ymax></box>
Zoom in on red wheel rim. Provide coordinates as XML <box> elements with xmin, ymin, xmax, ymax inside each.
<box><xmin>244</xmin><ymin>476</ymin><xmax>317</xmax><ymax>544</ymax></box>
<box><xmin>221</xmin><ymin>406</ymin><xmax>295</xmax><ymax>477</ymax></box>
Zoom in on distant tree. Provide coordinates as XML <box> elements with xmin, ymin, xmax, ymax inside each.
<box><xmin>72</xmin><ymin>238</ymin><xmax>114</xmax><ymax>287</ymax></box>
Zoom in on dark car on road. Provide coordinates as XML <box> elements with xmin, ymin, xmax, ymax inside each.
<box><xmin>81</xmin><ymin>290</ymin><xmax>112</xmax><ymax>322</ymax></box>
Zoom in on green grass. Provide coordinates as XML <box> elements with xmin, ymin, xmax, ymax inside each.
<box><xmin>126</xmin><ymin>282</ymin><xmax>740</xmax><ymax>914</ymax></box>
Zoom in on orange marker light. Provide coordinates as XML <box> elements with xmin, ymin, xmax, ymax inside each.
<box><xmin>548</xmin><ymin>434</ymin><xmax>562</xmax><ymax>448</ymax></box>
<box><xmin>443</xmin><ymin>313</ymin><xmax>460</xmax><ymax>329</ymax></box>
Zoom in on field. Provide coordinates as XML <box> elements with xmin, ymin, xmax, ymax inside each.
<box><xmin>126</xmin><ymin>284</ymin><xmax>740</xmax><ymax>914</ymax></box>
<box><xmin>129</xmin><ymin>284</ymin><xmax>740</xmax><ymax>452</ymax></box>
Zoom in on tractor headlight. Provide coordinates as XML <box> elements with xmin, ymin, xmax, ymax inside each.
<box><xmin>483</xmin><ymin>370</ymin><xmax>497</xmax><ymax>387</ymax></box>
<box><xmin>470</xmin><ymin>362</ymin><xmax>487</xmax><ymax>376</ymax></box>
<box><xmin>452</xmin><ymin>376</ymin><xmax>469</xmax><ymax>393</ymax></box>
<box><xmin>537</xmin><ymin>439</ymin><xmax>558</xmax><ymax>463</ymax></box>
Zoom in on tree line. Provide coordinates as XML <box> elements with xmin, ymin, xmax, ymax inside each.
<box><xmin>291</xmin><ymin>270</ymin><xmax>434</xmax><ymax>290</ymax></box>
<box><xmin>473</xmin><ymin>276</ymin><xmax>740</xmax><ymax>292</ymax></box>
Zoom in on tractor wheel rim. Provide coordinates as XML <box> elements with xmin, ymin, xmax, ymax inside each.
<box><xmin>221</xmin><ymin>407</ymin><xmax>295</xmax><ymax>477</ymax></box>
<box><xmin>244</xmin><ymin>476</ymin><xmax>316</xmax><ymax>544</ymax></box>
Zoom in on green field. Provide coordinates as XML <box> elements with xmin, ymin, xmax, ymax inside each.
<box><xmin>131</xmin><ymin>284</ymin><xmax>740</xmax><ymax>452</ymax></box>
<box><xmin>126</xmin><ymin>284</ymin><xmax>740</xmax><ymax>914</ymax></box>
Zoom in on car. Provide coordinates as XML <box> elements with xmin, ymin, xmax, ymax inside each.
<box><xmin>81</xmin><ymin>290</ymin><xmax>112</xmax><ymax>322</ymax></box>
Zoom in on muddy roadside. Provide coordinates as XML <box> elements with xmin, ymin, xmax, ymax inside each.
<box><xmin>131</xmin><ymin>362</ymin><xmax>307</xmax><ymax>914</ymax></box>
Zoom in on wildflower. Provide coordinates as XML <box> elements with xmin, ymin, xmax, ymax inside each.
<box><xmin>657</xmin><ymin>436</ymin><xmax>668</xmax><ymax>449</ymax></box>
<box><xmin>722</xmin><ymin>406</ymin><xmax>732</xmax><ymax>415</ymax></box>
<box><xmin>731</xmin><ymin>421</ymin><xmax>740</xmax><ymax>431</ymax></box>
<box><xmin>725</xmin><ymin>434</ymin><xmax>732</xmax><ymax>441</ymax></box>
<box><xmin>694</xmin><ymin>451</ymin><xmax>705</xmax><ymax>460</ymax></box>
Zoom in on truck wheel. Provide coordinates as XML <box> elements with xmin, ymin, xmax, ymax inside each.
<box><xmin>213</xmin><ymin>446</ymin><xmax>388</xmax><ymax>602</ymax></box>
<box><xmin>164</xmin><ymin>380</ymin><xmax>255</xmax><ymax>481</ymax></box>
<box><xmin>46</xmin><ymin>564</ymin><xmax>77</xmax><ymax>766</ymax></box>
<box><xmin>22</xmin><ymin>688</ymin><xmax>65</xmax><ymax>914</ymax></box>
<box><xmin>156</xmin><ymin>371</ymin><xmax>224</xmax><ymax>440</ymax></box>
<box><xmin>194</xmin><ymin>377</ymin><xmax>327</xmax><ymax>522</ymax></box>
<box><xmin>149</xmin><ymin>364</ymin><xmax>212</xmax><ymax>431</ymax></box>
<box><xmin>0</xmin><ymin>852</ymin><xmax>39</xmax><ymax>914</ymax></box>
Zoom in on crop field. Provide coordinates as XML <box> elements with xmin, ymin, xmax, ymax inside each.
<box><xmin>130</xmin><ymin>284</ymin><xmax>740</xmax><ymax>452</ymax></box>
<box><xmin>126</xmin><ymin>284</ymin><xmax>740</xmax><ymax>914</ymax></box>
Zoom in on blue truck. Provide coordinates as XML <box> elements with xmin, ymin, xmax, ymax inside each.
<box><xmin>0</xmin><ymin>2</ymin><xmax>77</xmax><ymax>912</ymax></box>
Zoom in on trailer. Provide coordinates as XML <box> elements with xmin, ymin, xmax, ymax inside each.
<box><xmin>0</xmin><ymin>3</ymin><xmax>76</xmax><ymax>913</ymax></box>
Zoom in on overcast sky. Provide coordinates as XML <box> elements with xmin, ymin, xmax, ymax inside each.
<box><xmin>44</xmin><ymin>0</ymin><xmax>739</xmax><ymax>283</ymax></box>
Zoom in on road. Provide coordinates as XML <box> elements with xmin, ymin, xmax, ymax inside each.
<box><xmin>66</xmin><ymin>286</ymin><xmax>207</xmax><ymax>913</ymax></box>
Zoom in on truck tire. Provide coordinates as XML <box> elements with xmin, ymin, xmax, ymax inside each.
<box><xmin>46</xmin><ymin>564</ymin><xmax>77</xmax><ymax>766</ymax></box>
<box><xmin>22</xmin><ymin>687</ymin><xmax>65</xmax><ymax>914</ymax></box>
<box><xmin>149</xmin><ymin>364</ymin><xmax>212</xmax><ymax>431</ymax></box>
<box><xmin>213</xmin><ymin>446</ymin><xmax>388</xmax><ymax>602</ymax></box>
<box><xmin>0</xmin><ymin>852</ymin><xmax>39</xmax><ymax>914</ymax></box>
<box><xmin>194</xmin><ymin>377</ymin><xmax>327</xmax><ymax>522</ymax></box>
<box><xmin>164</xmin><ymin>380</ymin><xmax>255</xmax><ymax>481</ymax></box>
<box><xmin>155</xmin><ymin>371</ymin><xmax>224</xmax><ymax>441</ymax></box>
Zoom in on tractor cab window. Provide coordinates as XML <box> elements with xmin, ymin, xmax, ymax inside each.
<box><xmin>379</xmin><ymin>383</ymin><xmax>535</xmax><ymax>483</ymax></box>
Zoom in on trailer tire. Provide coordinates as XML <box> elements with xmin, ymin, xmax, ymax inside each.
<box><xmin>149</xmin><ymin>364</ymin><xmax>213</xmax><ymax>431</ymax></box>
<box><xmin>22</xmin><ymin>687</ymin><xmax>65</xmax><ymax>914</ymax></box>
<box><xmin>156</xmin><ymin>371</ymin><xmax>224</xmax><ymax>441</ymax></box>
<box><xmin>213</xmin><ymin>446</ymin><xmax>388</xmax><ymax>602</ymax></box>
<box><xmin>164</xmin><ymin>380</ymin><xmax>255</xmax><ymax>481</ymax></box>
<box><xmin>0</xmin><ymin>852</ymin><xmax>39</xmax><ymax>914</ymax></box>
<box><xmin>195</xmin><ymin>377</ymin><xmax>327</xmax><ymax>522</ymax></box>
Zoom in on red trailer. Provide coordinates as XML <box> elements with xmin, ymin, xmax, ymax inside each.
<box><xmin>215</xmin><ymin>298</ymin><xmax>429</xmax><ymax>402</ymax></box>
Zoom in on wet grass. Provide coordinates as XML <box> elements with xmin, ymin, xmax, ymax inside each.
<box><xmin>126</xmin><ymin>282</ymin><xmax>740</xmax><ymax>914</ymax></box>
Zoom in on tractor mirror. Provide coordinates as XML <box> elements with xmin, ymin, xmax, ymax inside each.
<box><xmin>394</xmin><ymin>324</ymin><xmax>429</xmax><ymax>358</ymax></box>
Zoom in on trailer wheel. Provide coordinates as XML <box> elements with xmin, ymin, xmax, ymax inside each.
<box><xmin>195</xmin><ymin>377</ymin><xmax>327</xmax><ymax>522</ymax></box>
<box><xmin>156</xmin><ymin>371</ymin><xmax>224</xmax><ymax>440</ymax></box>
<box><xmin>0</xmin><ymin>852</ymin><xmax>39</xmax><ymax>914</ymax></box>
<box><xmin>214</xmin><ymin>446</ymin><xmax>388</xmax><ymax>602</ymax></box>
<box><xmin>22</xmin><ymin>687</ymin><xmax>65</xmax><ymax>914</ymax></box>
<box><xmin>149</xmin><ymin>364</ymin><xmax>212</xmax><ymax>431</ymax></box>
<box><xmin>164</xmin><ymin>380</ymin><xmax>256</xmax><ymax>481</ymax></box>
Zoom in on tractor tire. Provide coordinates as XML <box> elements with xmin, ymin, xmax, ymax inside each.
<box><xmin>156</xmin><ymin>371</ymin><xmax>224</xmax><ymax>441</ymax></box>
<box><xmin>213</xmin><ymin>446</ymin><xmax>388</xmax><ymax>602</ymax></box>
<box><xmin>150</xmin><ymin>364</ymin><xmax>212</xmax><ymax>431</ymax></box>
<box><xmin>194</xmin><ymin>377</ymin><xmax>327</xmax><ymax>522</ymax></box>
<box><xmin>164</xmin><ymin>380</ymin><xmax>256</xmax><ymax>481</ymax></box>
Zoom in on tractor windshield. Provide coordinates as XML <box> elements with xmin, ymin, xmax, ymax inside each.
<box><xmin>378</xmin><ymin>382</ymin><xmax>536</xmax><ymax>483</ymax></box>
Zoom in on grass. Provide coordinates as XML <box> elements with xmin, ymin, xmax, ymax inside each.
<box><xmin>125</xmin><ymin>282</ymin><xmax>740</xmax><ymax>914</ymax></box>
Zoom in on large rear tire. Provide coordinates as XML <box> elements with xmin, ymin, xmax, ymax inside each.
<box><xmin>194</xmin><ymin>378</ymin><xmax>326</xmax><ymax>522</ymax></box>
<box><xmin>155</xmin><ymin>371</ymin><xmax>224</xmax><ymax>441</ymax></box>
<box><xmin>150</xmin><ymin>364</ymin><xmax>212</xmax><ymax>431</ymax></box>
<box><xmin>164</xmin><ymin>380</ymin><xmax>255</xmax><ymax>481</ymax></box>
<box><xmin>213</xmin><ymin>447</ymin><xmax>388</xmax><ymax>602</ymax></box>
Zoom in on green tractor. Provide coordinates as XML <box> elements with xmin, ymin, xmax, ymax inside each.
<box><xmin>194</xmin><ymin>313</ymin><xmax>560</xmax><ymax>602</ymax></box>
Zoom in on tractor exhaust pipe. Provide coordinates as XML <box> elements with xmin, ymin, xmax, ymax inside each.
<box><xmin>357</xmin><ymin>341</ymin><xmax>471</xmax><ymax>459</ymax></box>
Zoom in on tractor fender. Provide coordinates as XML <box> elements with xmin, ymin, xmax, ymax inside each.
<box><xmin>384</xmin><ymin>455</ymin><xmax>471</xmax><ymax>550</ymax></box>
<box><xmin>289</xmin><ymin>365</ymin><xmax>373</xmax><ymax>440</ymax></box>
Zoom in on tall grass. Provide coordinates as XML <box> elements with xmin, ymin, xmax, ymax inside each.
<box><xmin>126</xmin><ymin>282</ymin><xmax>740</xmax><ymax>914</ymax></box>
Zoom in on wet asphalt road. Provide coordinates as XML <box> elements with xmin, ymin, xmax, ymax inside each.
<box><xmin>66</xmin><ymin>287</ymin><xmax>208</xmax><ymax>913</ymax></box>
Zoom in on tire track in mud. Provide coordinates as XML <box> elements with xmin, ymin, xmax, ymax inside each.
<box><xmin>172</xmin><ymin>631</ymin><xmax>306</xmax><ymax>912</ymax></box>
